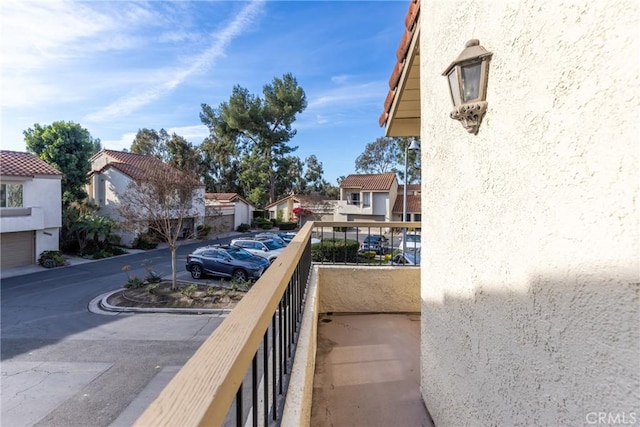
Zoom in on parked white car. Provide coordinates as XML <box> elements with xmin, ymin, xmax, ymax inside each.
<box><xmin>398</xmin><ymin>233</ymin><xmax>421</xmax><ymax>250</ymax></box>
<box><xmin>230</xmin><ymin>238</ymin><xmax>285</xmax><ymax>263</ymax></box>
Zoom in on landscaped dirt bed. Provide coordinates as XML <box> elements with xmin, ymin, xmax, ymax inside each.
<box><xmin>106</xmin><ymin>281</ymin><xmax>247</xmax><ymax>309</ymax></box>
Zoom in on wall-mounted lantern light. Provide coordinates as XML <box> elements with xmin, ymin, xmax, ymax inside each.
<box><xmin>442</xmin><ymin>39</ymin><xmax>493</xmax><ymax>135</ymax></box>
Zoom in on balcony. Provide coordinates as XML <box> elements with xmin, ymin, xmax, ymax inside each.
<box><xmin>134</xmin><ymin>221</ymin><xmax>430</xmax><ymax>427</ymax></box>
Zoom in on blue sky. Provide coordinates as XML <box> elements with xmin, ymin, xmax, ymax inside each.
<box><xmin>0</xmin><ymin>0</ymin><xmax>408</xmax><ymax>184</ymax></box>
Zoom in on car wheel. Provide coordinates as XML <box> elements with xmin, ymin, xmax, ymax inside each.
<box><xmin>233</xmin><ymin>269</ymin><xmax>248</xmax><ymax>281</ymax></box>
<box><xmin>190</xmin><ymin>264</ymin><xmax>203</xmax><ymax>279</ymax></box>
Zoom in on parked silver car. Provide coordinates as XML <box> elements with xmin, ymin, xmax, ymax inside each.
<box><xmin>389</xmin><ymin>250</ymin><xmax>421</xmax><ymax>266</ymax></box>
<box><xmin>230</xmin><ymin>238</ymin><xmax>285</xmax><ymax>263</ymax></box>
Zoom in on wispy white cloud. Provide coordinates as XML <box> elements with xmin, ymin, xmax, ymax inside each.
<box><xmin>308</xmin><ymin>81</ymin><xmax>386</xmax><ymax>110</ymax></box>
<box><xmin>331</xmin><ymin>74</ymin><xmax>351</xmax><ymax>84</ymax></box>
<box><xmin>100</xmin><ymin>132</ymin><xmax>138</xmax><ymax>151</ymax></box>
<box><xmin>85</xmin><ymin>0</ymin><xmax>266</xmax><ymax>123</ymax></box>
<box><xmin>167</xmin><ymin>125</ymin><xmax>209</xmax><ymax>140</ymax></box>
<box><xmin>0</xmin><ymin>1</ymin><xmax>155</xmax><ymax>70</ymax></box>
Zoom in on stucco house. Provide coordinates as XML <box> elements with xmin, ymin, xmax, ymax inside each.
<box><xmin>87</xmin><ymin>149</ymin><xmax>205</xmax><ymax>246</ymax></box>
<box><xmin>379</xmin><ymin>0</ymin><xmax>639</xmax><ymax>424</ymax></box>
<box><xmin>205</xmin><ymin>193</ymin><xmax>256</xmax><ymax>232</ymax></box>
<box><xmin>335</xmin><ymin>172</ymin><xmax>419</xmax><ymax>222</ymax></box>
<box><xmin>0</xmin><ymin>150</ymin><xmax>62</xmax><ymax>268</ymax></box>
<box><xmin>266</xmin><ymin>193</ymin><xmax>336</xmax><ymax>224</ymax></box>
<box><xmin>393</xmin><ymin>184</ymin><xmax>421</xmax><ymax>222</ymax></box>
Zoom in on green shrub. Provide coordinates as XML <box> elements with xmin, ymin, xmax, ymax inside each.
<box><xmin>132</xmin><ymin>233</ymin><xmax>158</xmax><ymax>249</ymax></box>
<box><xmin>230</xmin><ymin>278</ymin><xmax>252</xmax><ymax>292</ymax></box>
<box><xmin>38</xmin><ymin>250</ymin><xmax>66</xmax><ymax>268</ymax></box>
<box><xmin>111</xmin><ymin>246</ymin><xmax>128</xmax><ymax>255</ymax></box>
<box><xmin>361</xmin><ymin>251</ymin><xmax>377</xmax><ymax>259</ymax></box>
<box><xmin>92</xmin><ymin>249</ymin><xmax>113</xmax><ymax>259</ymax></box>
<box><xmin>124</xmin><ymin>275</ymin><xmax>145</xmax><ymax>289</ymax></box>
<box><xmin>237</xmin><ymin>223</ymin><xmax>251</xmax><ymax>232</ymax></box>
<box><xmin>333</xmin><ymin>227</ymin><xmax>348</xmax><ymax>232</ymax></box>
<box><xmin>278</xmin><ymin>222</ymin><xmax>297</xmax><ymax>231</ymax></box>
<box><xmin>197</xmin><ymin>224</ymin><xmax>211</xmax><ymax>239</ymax></box>
<box><xmin>311</xmin><ymin>238</ymin><xmax>359</xmax><ymax>263</ymax></box>
<box><xmin>252</xmin><ymin>217</ymin><xmax>272</xmax><ymax>229</ymax></box>
<box><xmin>181</xmin><ymin>284</ymin><xmax>198</xmax><ymax>297</ymax></box>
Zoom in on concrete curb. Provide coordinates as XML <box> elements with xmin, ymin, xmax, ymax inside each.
<box><xmin>89</xmin><ymin>288</ymin><xmax>233</xmax><ymax>317</ymax></box>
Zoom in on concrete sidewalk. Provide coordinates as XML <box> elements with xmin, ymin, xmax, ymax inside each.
<box><xmin>0</xmin><ymin>231</ymin><xmax>246</xmax><ymax>280</ymax></box>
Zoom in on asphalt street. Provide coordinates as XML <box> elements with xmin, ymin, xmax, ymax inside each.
<box><xmin>1</xmin><ymin>235</ymin><xmax>244</xmax><ymax>427</ymax></box>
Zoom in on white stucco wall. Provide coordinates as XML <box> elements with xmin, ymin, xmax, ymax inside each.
<box><xmin>234</xmin><ymin>201</ymin><xmax>253</xmax><ymax>229</ymax></box>
<box><xmin>420</xmin><ymin>1</ymin><xmax>639</xmax><ymax>425</ymax></box>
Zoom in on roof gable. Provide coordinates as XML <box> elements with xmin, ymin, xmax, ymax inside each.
<box><xmin>0</xmin><ymin>150</ymin><xmax>63</xmax><ymax>177</ymax></box>
<box><xmin>205</xmin><ymin>192</ymin><xmax>256</xmax><ymax>208</ymax></box>
<box><xmin>340</xmin><ymin>173</ymin><xmax>397</xmax><ymax>191</ymax></box>
<box><xmin>264</xmin><ymin>193</ymin><xmax>331</xmax><ymax>209</ymax></box>
<box><xmin>92</xmin><ymin>149</ymin><xmax>202</xmax><ymax>186</ymax></box>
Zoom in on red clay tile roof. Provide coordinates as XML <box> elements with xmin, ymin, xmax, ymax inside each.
<box><xmin>340</xmin><ymin>173</ymin><xmax>397</xmax><ymax>191</ymax></box>
<box><xmin>392</xmin><ymin>194</ymin><xmax>421</xmax><ymax>214</ymax></box>
<box><xmin>379</xmin><ymin>0</ymin><xmax>420</xmax><ymax>128</ymax></box>
<box><xmin>264</xmin><ymin>193</ymin><xmax>330</xmax><ymax>209</ymax></box>
<box><xmin>0</xmin><ymin>150</ymin><xmax>63</xmax><ymax>177</ymax></box>
<box><xmin>206</xmin><ymin>192</ymin><xmax>238</xmax><ymax>202</ymax></box>
<box><xmin>398</xmin><ymin>184</ymin><xmax>421</xmax><ymax>192</ymax></box>
<box><xmin>205</xmin><ymin>192</ymin><xmax>255</xmax><ymax>207</ymax></box>
<box><xmin>92</xmin><ymin>149</ymin><xmax>202</xmax><ymax>186</ymax></box>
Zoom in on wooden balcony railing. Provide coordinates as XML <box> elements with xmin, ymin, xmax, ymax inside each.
<box><xmin>134</xmin><ymin>221</ymin><xmax>421</xmax><ymax>426</ymax></box>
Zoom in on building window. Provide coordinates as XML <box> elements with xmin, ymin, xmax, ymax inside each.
<box><xmin>349</xmin><ymin>193</ymin><xmax>361</xmax><ymax>206</ymax></box>
<box><xmin>0</xmin><ymin>183</ymin><xmax>23</xmax><ymax>208</ymax></box>
<box><xmin>414</xmin><ymin>214</ymin><xmax>422</xmax><ymax>221</ymax></box>
<box><xmin>363</xmin><ymin>192</ymin><xmax>371</xmax><ymax>207</ymax></box>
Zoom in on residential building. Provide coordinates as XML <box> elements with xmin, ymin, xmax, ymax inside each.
<box><xmin>205</xmin><ymin>193</ymin><xmax>256</xmax><ymax>232</ymax></box>
<box><xmin>266</xmin><ymin>193</ymin><xmax>336</xmax><ymax>224</ymax></box>
<box><xmin>378</xmin><ymin>0</ymin><xmax>639</xmax><ymax>424</ymax></box>
<box><xmin>0</xmin><ymin>151</ymin><xmax>62</xmax><ymax>268</ymax></box>
<box><xmin>335</xmin><ymin>173</ymin><xmax>420</xmax><ymax>222</ymax></box>
<box><xmin>334</xmin><ymin>172</ymin><xmax>399</xmax><ymax>222</ymax></box>
<box><xmin>87</xmin><ymin>149</ymin><xmax>205</xmax><ymax>246</ymax></box>
<box><xmin>393</xmin><ymin>184</ymin><xmax>421</xmax><ymax>222</ymax></box>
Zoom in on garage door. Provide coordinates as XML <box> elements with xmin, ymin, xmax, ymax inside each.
<box><xmin>1</xmin><ymin>231</ymin><xmax>34</xmax><ymax>269</ymax></box>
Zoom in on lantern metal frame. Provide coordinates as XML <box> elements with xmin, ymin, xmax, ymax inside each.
<box><xmin>442</xmin><ymin>39</ymin><xmax>493</xmax><ymax>135</ymax></box>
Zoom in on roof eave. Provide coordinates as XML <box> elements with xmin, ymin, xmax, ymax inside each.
<box><xmin>384</xmin><ymin>24</ymin><xmax>421</xmax><ymax>137</ymax></box>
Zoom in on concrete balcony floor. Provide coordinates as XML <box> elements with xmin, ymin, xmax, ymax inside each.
<box><xmin>311</xmin><ymin>313</ymin><xmax>433</xmax><ymax>427</ymax></box>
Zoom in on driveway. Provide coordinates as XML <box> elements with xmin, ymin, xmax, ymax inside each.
<box><xmin>1</xmin><ymin>234</ymin><xmax>247</xmax><ymax>426</ymax></box>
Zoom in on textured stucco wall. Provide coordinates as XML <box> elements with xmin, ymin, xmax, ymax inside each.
<box><xmin>420</xmin><ymin>0</ymin><xmax>639</xmax><ymax>425</ymax></box>
<box><xmin>319</xmin><ymin>266</ymin><xmax>420</xmax><ymax>313</ymax></box>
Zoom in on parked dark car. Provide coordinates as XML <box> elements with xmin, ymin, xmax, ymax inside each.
<box><xmin>360</xmin><ymin>234</ymin><xmax>389</xmax><ymax>255</ymax></box>
<box><xmin>186</xmin><ymin>245</ymin><xmax>270</xmax><ymax>281</ymax></box>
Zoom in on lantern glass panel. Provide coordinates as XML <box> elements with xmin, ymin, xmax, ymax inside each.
<box><xmin>447</xmin><ymin>68</ymin><xmax>461</xmax><ymax>106</ymax></box>
<box><xmin>461</xmin><ymin>62</ymin><xmax>482</xmax><ymax>102</ymax></box>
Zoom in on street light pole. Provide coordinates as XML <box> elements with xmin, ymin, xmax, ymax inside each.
<box><xmin>402</xmin><ymin>138</ymin><xmax>420</xmax><ymax>256</ymax></box>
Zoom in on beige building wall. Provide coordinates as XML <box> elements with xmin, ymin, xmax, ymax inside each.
<box><xmin>419</xmin><ymin>1</ymin><xmax>639</xmax><ymax>425</ymax></box>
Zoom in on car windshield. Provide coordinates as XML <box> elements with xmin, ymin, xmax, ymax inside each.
<box><xmin>365</xmin><ymin>236</ymin><xmax>382</xmax><ymax>242</ymax></box>
<box><xmin>405</xmin><ymin>234</ymin><xmax>420</xmax><ymax>242</ymax></box>
<box><xmin>227</xmin><ymin>247</ymin><xmax>253</xmax><ymax>260</ymax></box>
<box><xmin>263</xmin><ymin>240</ymin><xmax>280</xmax><ymax>250</ymax></box>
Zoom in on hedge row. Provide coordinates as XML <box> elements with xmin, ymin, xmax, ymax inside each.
<box><xmin>311</xmin><ymin>238</ymin><xmax>359</xmax><ymax>263</ymax></box>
